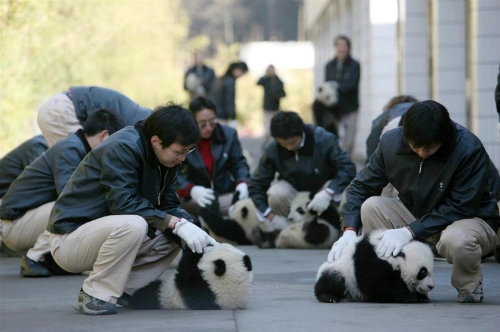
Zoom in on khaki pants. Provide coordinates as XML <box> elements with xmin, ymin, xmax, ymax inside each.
<box><xmin>1</xmin><ymin>201</ymin><xmax>55</xmax><ymax>261</ymax></box>
<box><xmin>48</xmin><ymin>215</ymin><xmax>180</xmax><ymax>303</ymax></box>
<box><xmin>361</xmin><ymin>196</ymin><xmax>498</xmax><ymax>294</ymax></box>
<box><xmin>37</xmin><ymin>93</ymin><xmax>82</xmax><ymax>147</ymax></box>
<box><xmin>338</xmin><ymin>111</ymin><xmax>358</xmax><ymax>156</ymax></box>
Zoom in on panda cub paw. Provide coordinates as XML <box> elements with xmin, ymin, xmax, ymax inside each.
<box><xmin>416</xmin><ymin>293</ymin><xmax>430</xmax><ymax>303</ymax></box>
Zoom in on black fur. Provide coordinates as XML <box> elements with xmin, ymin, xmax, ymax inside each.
<box><xmin>312</xmin><ymin>99</ymin><xmax>338</xmax><ymax>136</ymax></box>
<box><xmin>214</xmin><ymin>259</ymin><xmax>226</xmax><ymax>276</ymax></box>
<box><xmin>174</xmin><ymin>249</ymin><xmax>220</xmax><ymax>310</ymax></box>
<box><xmin>353</xmin><ymin>235</ymin><xmax>424</xmax><ymax>303</ymax></box>
<box><xmin>130</xmin><ymin>280</ymin><xmax>163</xmax><ymax>309</ymax></box>
<box><xmin>199</xmin><ymin>205</ymin><xmax>252</xmax><ymax>245</ymax></box>
<box><xmin>251</xmin><ymin>227</ymin><xmax>279</xmax><ymax>249</ymax></box>
<box><xmin>494</xmin><ymin>244</ymin><xmax>500</xmax><ymax>264</ymax></box>
<box><xmin>303</xmin><ymin>217</ymin><xmax>330</xmax><ymax>245</ymax></box>
<box><xmin>243</xmin><ymin>255</ymin><xmax>252</xmax><ymax>271</ymax></box>
<box><xmin>315</xmin><ymin>270</ymin><xmax>346</xmax><ymax>303</ymax></box>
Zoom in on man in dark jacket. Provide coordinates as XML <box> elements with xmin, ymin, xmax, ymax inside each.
<box><xmin>37</xmin><ymin>86</ymin><xmax>152</xmax><ymax>147</ymax></box>
<box><xmin>325</xmin><ymin>35</ymin><xmax>360</xmax><ymax>156</ymax></box>
<box><xmin>328</xmin><ymin>100</ymin><xmax>500</xmax><ymax>304</ymax></box>
<box><xmin>184</xmin><ymin>53</ymin><xmax>216</xmax><ymax>99</ymax></box>
<box><xmin>0</xmin><ymin>135</ymin><xmax>47</xmax><ymax>199</ymax></box>
<box><xmin>47</xmin><ymin>104</ymin><xmax>216</xmax><ymax>315</ymax></box>
<box><xmin>257</xmin><ymin>65</ymin><xmax>286</xmax><ymax>143</ymax></box>
<box><xmin>249</xmin><ymin>111</ymin><xmax>356</xmax><ymax>230</ymax></box>
<box><xmin>0</xmin><ymin>108</ymin><xmax>125</xmax><ymax>277</ymax></box>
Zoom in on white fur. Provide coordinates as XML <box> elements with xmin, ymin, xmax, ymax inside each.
<box><xmin>228</xmin><ymin>198</ymin><xmax>261</xmax><ymax>240</ymax></box>
<box><xmin>158</xmin><ymin>274</ymin><xmax>188</xmax><ymax>309</ymax></box>
<box><xmin>316</xmin><ymin>81</ymin><xmax>339</xmax><ymax>107</ymax></box>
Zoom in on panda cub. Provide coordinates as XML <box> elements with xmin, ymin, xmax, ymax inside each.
<box><xmin>276</xmin><ymin>192</ymin><xmax>341</xmax><ymax>249</ymax></box>
<box><xmin>315</xmin><ymin>230</ymin><xmax>435</xmax><ymax>303</ymax></box>
<box><xmin>313</xmin><ymin>81</ymin><xmax>339</xmax><ymax>135</ymax></box>
<box><xmin>130</xmin><ymin>243</ymin><xmax>253</xmax><ymax>310</ymax></box>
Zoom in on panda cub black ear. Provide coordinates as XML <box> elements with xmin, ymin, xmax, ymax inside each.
<box><xmin>243</xmin><ymin>255</ymin><xmax>252</xmax><ymax>271</ymax></box>
<box><xmin>214</xmin><ymin>259</ymin><xmax>226</xmax><ymax>276</ymax></box>
<box><xmin>308</xmin><ymin>192</ymin><xmax>315</xmax><ymax>200</ymax></box>
<box><xmin>395</xmin><ymin>251</ymin><xmax>406</xmax><ymax>259</ymax></box>
<box><xmin>318</xmin><ymin>87</ymin><xmax>323</xmax><ymax>93</ymax></box>
<box><xmin>241</xmin><ymin>207</ymin><xmax>248</xmax><ymax>218</ymax></box>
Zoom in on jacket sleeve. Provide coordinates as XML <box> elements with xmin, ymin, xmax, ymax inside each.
<box><xmin>52</xmin><ymin>146</ymin><xmax>85</xmax><ymax>195</ymax></box>
<box><xmin>365</xmin><ymin>113</ymin><xmax>386</xmax><ymax>164</ymax></box>
<box><xmin>223</xmin><ymin>80</ymin><xmax>236</xmax><ymax>119</ymax></box>
<box><xmin>337</xmin><ymin>60</ymin><xmax>360</xmax><ymax>95</ymax></box>
<box><xmin>21</xmin><ymin>138</ymin><xmax>48</xmax><ymax>168</ymax></box>
<box><xmin>408</xmin><ymin>147</ymin><xmax>493</xmax><ymax>239</ymax></box>
<box><xmin>325</xmin><ymin>134</ymin><xmax>357</xmax><ymax>194</ymax></box>
<box><xmin>100</xmin><ymin>143</ymin><xmax>167</xmax><ymax>219</ymax></box>
<box><xmin>257</xmin><ymin>77</ymin><xmax>265</xmax><ymax>86</ymax></box>
<box><xmin>341</xmin><ymin>146</ymin><xmax>389</xmax><ymax>231</ymax></box>
<box><xmin>228</xmin><ymin>130</ymin><xmax>250</xmax><ymax>184</ymax></box>
<box><xmin>325</xmin><ymin>61</ymin><xmax>334</xmax><ymax>82</ymax></box>
<box><xmin>159</xmin><ymin>172</ymin><xmax>194</xmax><ymax>222</ymax></box>
<box><xmin>249</xmin><ymin>148</ymin><xmax>277</xmax><ymax>213</ymax></box>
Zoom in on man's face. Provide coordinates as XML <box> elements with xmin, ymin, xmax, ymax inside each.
<box><xmin>409</xmin><ymin>142</ymin><xmax>442</xmax><ymax>159</ymax></box>
<box><xmin>335</xmin><ymin>39</ymin><xmax>349</xmax><ymax>61</ymax></box>
<box><xmin>276</xmin><ymin>135</ymin><xmax>302</xmax><ymax>151</ymax></box>
<box><xmin>151</xmin><ymin>136</ymin><xmax>195</xmax><ymax>167</ymax></box>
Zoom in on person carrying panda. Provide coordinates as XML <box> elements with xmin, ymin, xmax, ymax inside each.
<box><xmin>249</xmin><ymin>111</ymin><xmax>356</xmax><ymax>233</ymax></box>
<box><xmin>176</xmin><ymin>96</ymin><xmax>250</xmax><ymax>217</ymax></box>
<box><xmin>329</xmin><ymin>100</ymin><xmax>500</xmax><ymax>303</ymax></box>
<box><xmin>47</xmin><ymin>104</ymin><xmax>217</xmax><ymax>315</ymax></box>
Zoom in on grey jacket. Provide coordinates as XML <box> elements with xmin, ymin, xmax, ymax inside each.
<box><xmin>48</xmin><ymin>122</ymin><xmax>192</xmax><ymax>234</ymax></box>
<box><xmin>0</xmin><ymin>130</ymin><xmax>90</xmax><ymax>220</ymax></box>
<box><xmin>177</xmin><ymin>124</ymin><xmax>249</xmax><ymax>195</ymax></box>
<box><xmin>342</xmin><ymin>123</ymin><xmax>500</xmax><ymax>238</ymax></box>
<box><xmin>0</xmin><ymin>135</ymin><xmax>47</xmax><ymax>198</ymax></box>
<box><xmin>249</xmin><ymin>124</ymin><xmax>357</xmax><ymax>213</ymax></box>
<box><xmin>69</xmin><ymin>86</ymin><xmax>152</xmax><ymax>126</ymax></box>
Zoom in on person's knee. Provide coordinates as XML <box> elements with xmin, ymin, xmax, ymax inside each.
<box><xmin>119</xmin><ymin>216</ymin><xmax>148</xmax><ymax>240</ymax></box>
<box><xmin>438</xmin><ymin>227</ymin><xmax>473</xmax><ymax>256</ymax></box>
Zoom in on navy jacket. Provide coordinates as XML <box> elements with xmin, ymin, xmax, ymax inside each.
<box><xmin>257</xmin><ymin>76</ymin><xmax>286</xmax><ymax>111</ymax></box>
<box><xmin>325</xmin><ymin>56</ymin><xmax>360</xmax><ymax>115</ymax></box>
<box><xmin>249</xmin><ymin>124</ymin><xmax>357</xmax><ymax>213</ymax></box>
<box><xmin>69</xmin><ymin>86</ymin><xmax>152</xmax><ymax>126</ymax></box>
<box><xmin>210</xmin><ymin>76</ymin><xmax>237</xmax><ymax>120</ymax></box>
<box><xmin>48</xmin><ymin>122</ymin><xmax>192</xmax><ymax>234</ymax></box>
<box><xmin>184</xmin><ymin>65</ymin><xmax>216</xmax><ymax>94</ymax></box>
<box><xmin>342</xmin><ymin>123</ymin><xmax>500</xmax><ymax>238</ymax></box>
<box><xmin>0</xmin><ymin>135</ymin><xmax>47</xmax><ymax>198</ymax></box>
<box><xmin>0</xmin><ymin>130</ymin><xmax>91</xmax><ymax>220</ymax></box>
<box><xmin>177</xmin><ymin>124</ymin><xmax>249</xmax><ymax>195</ymax></box>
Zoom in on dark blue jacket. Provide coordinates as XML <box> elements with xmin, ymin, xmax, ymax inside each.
<box><xmin>210</xmin><ymin>76</ymin><xmax>237</xmax><ymax>120</ymax></box>
<box><xmin>342</xmin><ymin>123</ymin><xmax>500</xmax><ymax>238</ymax></box>
<box><xmin>48</xmin><ymin>122</ymin><xmax>192</xmax><ymax>234</ymax></box>
<box><xmin>0</xmin><ymin>130</ymin><xmax>90</xmax><ymax>220</ymax></box>
<box><xmin>325</xmin><ymin>56</ymin><xmax>360</xmax><ymax>115</ymax></box>
<box><xmin>177</xmin><ymin>124</ymin><xmax>249</xmax><ymax>195</ymax></box>
<box><xmin>69</xmin><ymin>86</ymin><xmax>152</xmax><ymax>126</ymax></box>
<box><xmin>257</xmin><ymin>76</ymin><xmax>286</xmax><ymax>111</ymax></box>
<box><xmin>249</xmin><ymin>124</ymin><xmax>357</xmax><ymax>213</ymax></box>
<box><xmin>0</xmin><ymin>135</ymin><xmax>47</xmax><ymax>198</ymax></box>
<box><xmin>184</xmin><ymin>65</ymin><xmax>216</xmax><ymax>94</ymax></box>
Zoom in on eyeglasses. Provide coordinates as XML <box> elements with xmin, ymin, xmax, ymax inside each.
<box><xmin>168</xmin><ymin>146</ymin><xmax>196</xmax><ymax>159</ymax></box>
<box><xmin>198</xmin><ymin>120</ymin><xmax>217</xmax><ymax>128</ymax></box>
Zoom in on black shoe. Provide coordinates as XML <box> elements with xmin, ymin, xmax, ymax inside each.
<box><xmin>42</xmin><ymin>253</ymin><xmax>79</xmax><ymax>276</ymax></box>
<box><xmin>20</xmin><ymin>255</ymin><xmax>50</xmax><ymax>277</ymax></box>
<box><xmin>117</xmin><ymin>293</ymin><xmax>131</xmax><ymax>307</ymax></box>
<box><xmin>73</xmin><ymin>290</ymin><xmax>117</xmax><ymax>315</ymax></box>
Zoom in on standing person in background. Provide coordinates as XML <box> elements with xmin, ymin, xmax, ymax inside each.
<box><xmin>325</xmin><ymin>35</ymin><xmax>360</xmax><ymax>156</ymax></box>
<box><xmin>210</xmin><ymin>61</ymin><xmax>248</xmax><ymax>128</ymax></box>
<box><xmin>257</xmin><ymin>65</ymin><xmax>286</xmax><ymax>143</ymax></box>
<box><xmin>37</xmin><ymin>86</ymin><xmax>152</xmax><ymax>147</ymax></box>
<box><xmin>177</xmin><ymin>97</ymin><xmax>250</xmax><ymax>217</ymax></box>
<box><xmin>184</xmin><ymin>52</ymin><xmax>216</xmax><ymax>99</ymax></box>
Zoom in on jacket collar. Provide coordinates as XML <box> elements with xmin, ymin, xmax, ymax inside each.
<box><xmin>211</xmin><ymin>123</ymin><xmax>227</xmax><ymax>144</ymax></box>
<box><xmin>395</xmin><ymin>121</ymin><xmax>457</xmax><ymax>161</ymax></box>
<box><xmin>278</xmin><ymin>125</ymin><xmax>314</xmax><ymax>159</ymax></box>
<box><xmin>134</xmin><ymin>120</ymin><xmax>159</xmax><ymax>166</ymax></box>
<box><xmin>75</xmin><ymin>129</ymin><xmax>92</xmax><ymax>154</ymax></box>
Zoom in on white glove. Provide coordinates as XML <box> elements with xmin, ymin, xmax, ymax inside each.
<box><xmin>190</xmin><ymin>186</ymin><xmax>215</xmax><ymax>208</ymax></box>
<box><xmin>307</xmin><ymin>190</ymin><xmax>332</xmax><ymax>215</ymax></box>
<box><xmin>235</xmin><ymin>182</ymin><xmax>249</xmax><ymax>200</ymax></box>
<box><xmin>173</xmin><ymin>219</ymin><xmax>218</xmax><ymax>253</ymax></box>
<box><xmin>327</xmin><ymin>230</ymin><xmax>357</xmax><ymax>262</ymax></box>
<box><xmin>376</xmin><ymin>227</ymin><xmax>413</xmax><ymax>258</ymax></box>
<box><xmin>270</xmin><ymin>214</ymin><xmax>289</xmax><ymax>231</ymax></box>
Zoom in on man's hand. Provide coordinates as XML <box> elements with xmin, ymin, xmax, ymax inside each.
<box><xmin>307</xmin><ymin>190</ymin><xmax>333</xmax><ymax>215</ymax></box>
<box><xmin>190</xmin><ymin>186</ymin><xmax>215</xmax><ymax>208</ymax></box>
<box><xmin>173</xmin><ymin>219</ymin><xmax>218</xmax><ymax>253</ymax></box>
<box><xmin>235</xmin><ymin>183</ymin><xmax>249</xmax><ymax>200</ymax></box>
<box><xmin>327</xmin><ymin>230</ymin><xmax>357</xmax><ymax>262</ymax></box>
<box><xmin>376</xmin><ymin>227</ymin><xmax>413</xmax><ymax>258</ymax></box>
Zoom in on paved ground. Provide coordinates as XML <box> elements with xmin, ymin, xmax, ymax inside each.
<box><xmin>1</xmin><ymin>246</ymin><xmax>499</xmax><ymax>332</ymax></box>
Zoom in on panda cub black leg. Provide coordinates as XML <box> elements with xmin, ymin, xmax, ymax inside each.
<box><xmin>315</xmin><ymin>270</ymin><xmax>346</xmax><ymax>303</ymax></box>
<box><xmin>130</xmin><ymin>280</ymin><xmax>163</xmax><ymax>309</ymax></box>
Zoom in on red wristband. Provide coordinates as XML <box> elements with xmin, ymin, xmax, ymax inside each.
<box><xmin>343</xmin><ymin>226</ymin><xmax>357</xmax><ymax>233</ymax></box>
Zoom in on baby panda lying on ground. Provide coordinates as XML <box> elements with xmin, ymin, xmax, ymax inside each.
<box><xmin>130</xmin><ymin>243</ymin><xmax>253</xmax><ymax>310</ymax></box>
<box><xmin>315</xmin><ymin>230</ymin><xmax>435</xmax><ymax>303</ymax></box>
<box><xmin>252</xmin><ymin>191</ymin><xmax>341</xmax><ymax>249</ymax></box>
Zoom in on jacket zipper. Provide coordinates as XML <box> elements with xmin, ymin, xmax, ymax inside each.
<box><xmin>419</xmin><ymin>159</ymin><xmax>423</xmax><ymax>174</ymax></box>
<box><xmin>157</xmin><ymin>165</ymin><xmax>169</xmax><ymax>206</ymax></box>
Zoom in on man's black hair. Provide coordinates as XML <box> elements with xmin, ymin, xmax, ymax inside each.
<box><xmin>143</xmin><ymin>102</ymin><xmax>200</xmax><ymax>147</ymax></box>
<box><xmin>189</xmin><ymin>97</ymin><xmax>217</xmax><ymax>114</ymax></box>
<box><xmin>270</xmin><ymin>111</ymin><xmax>304</xmax><ymax>139</ymax></box>
<box><xmin>83</xmin><ymin>108</ymin><xmax>125</xmax><ymax>136</ymax></box>
<box><xmin>334</xmin><ymin>35</ymin><xmax>351</xmax><ymax>52</ymax></box>
<box><xmin>403</xmin><ymin>100</ymin><xmax>453</xmax><ymax>148</ymax></box>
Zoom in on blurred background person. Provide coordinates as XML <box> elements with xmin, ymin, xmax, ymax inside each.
<box><xmin>257</xmin><ymin>65</ymin><xmax>286</xmax><ymax>143</ymax></box>
<box><xmin>184</xmin><ymin>52</ymin><xmax>216</xmax><ymax>99</ymax></box>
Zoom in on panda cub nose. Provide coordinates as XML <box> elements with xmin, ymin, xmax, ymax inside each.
<box><xmin>428</xmin><ymin>285</ymin><xmax>434</xmax><ymax>290</ymax></box>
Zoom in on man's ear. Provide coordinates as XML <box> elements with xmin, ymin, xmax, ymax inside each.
<box><xmin>151</xmin><ymin>135</ymin><xmax>162</xmax><ymax>147</ymax></box>
<box><xmin>100</xmin><ymin>130</ymin><xmax>109</xmax><ymax>142</ymax></box>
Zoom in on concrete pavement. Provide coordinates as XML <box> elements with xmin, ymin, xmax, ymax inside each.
<box><xmin>1</xmin><ymin>246</ymin><xmax>499</xmax><ymax>332</ymax></box>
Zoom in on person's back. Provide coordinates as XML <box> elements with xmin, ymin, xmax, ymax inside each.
<box><xmin>0</xmin><ymin>135</ymin><xmax>47</xmax><ymax>198</ymax></box>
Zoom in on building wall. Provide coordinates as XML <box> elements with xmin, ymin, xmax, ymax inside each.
<box><xmin>303</xmin><ymin>0</ymin><xmax>500</xmax><ymax>169</ymax></box>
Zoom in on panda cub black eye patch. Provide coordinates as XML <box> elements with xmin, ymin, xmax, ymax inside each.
<box><xmin>416</xmin><ymin>267</ymin><xmax>428</xmax><ymax>280</ymax></box>
<box><xmin>297</xmin><ymin>207</ymin><xmax>305</xmax><ymax>215</ymax></box>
